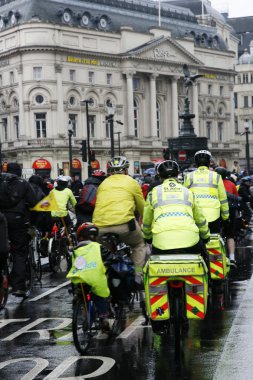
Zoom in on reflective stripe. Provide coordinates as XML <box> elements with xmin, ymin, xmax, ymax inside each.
<box><xmin>222</xmin><ymin>210</ymin><xmax>229</xmax><ymax>215</ymax></box>
<box><xmin>190</xmin><ymin>183</ymin><xmax>216</xmax><ymax>188</ymax></box>
<box><xmin>148</xmin><ymin>192</ymin><xmax>153</xmax><ymax>204</ymax></box>
<box><xmin>153</xmin><ymin>184</ymin><xmax>192</xmax><ymax>208</ymax></box>
<box><xmin>196</xmin><ymin>220</ymin><xmax>207</xmax><ymax>228</ymax></box>
<box><xmin>189</xmin><ymin>172</ymin><xmax>194</xmax><ymax>188</ymax></box>
<box><xmin>155</xmin><ymin>212</ymin><xmax>193</xmax><ymax>221</ymax></box>
<box><xmin>195</xmin><ymin>194</ymin><xmax>218</xmax><ymax>200</ymax></box>
<box><xmin>220</xmin><ymin>199</ymin><xmax>228</xmax><ymax>204</ymax></box>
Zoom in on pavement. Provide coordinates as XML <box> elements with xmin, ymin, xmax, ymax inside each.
<box><xmin>214</xmin><ymin>261</ymin><xmax>253</xmax><ymax>380</ymax></box>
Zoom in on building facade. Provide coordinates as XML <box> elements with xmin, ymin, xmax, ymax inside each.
<box><xmin>0</xmin><ymin>0</ymin><xmax>239</xmax><ymax>178</ymax></box>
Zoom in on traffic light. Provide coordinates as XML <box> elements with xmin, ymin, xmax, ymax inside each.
<box><xmin>89</xmin><ymin>150</ymin><xmax>96</xmax><ymax>162</ymax></box>
<box><xmin>81</xmin><ymin>140</ymin><xmax>87</xmax><ymax>162</ymax></box>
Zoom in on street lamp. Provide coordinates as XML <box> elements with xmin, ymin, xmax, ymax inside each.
<box><xmin>106</xmin><ymin>106</ymin><xmax>115</xmax><ymax>158</ymax></box>
<box><xmin>68</xmin><ymin>119</ymin><xmax>74</xmax><ymax>178</ymax></box>
<box><xmin>114</xmin><ymin>121</ymin><xmax>123</xmax><ymax>155</ymax></box>
<box><xmin>80</xmin><ymin>99</ymin><xmax>93</xmax><ymax>177</ymax></box>
<box><xmin>241</xmin><ymin>120</ymin><xmax>250</xmax><ymax>174</ymax></box>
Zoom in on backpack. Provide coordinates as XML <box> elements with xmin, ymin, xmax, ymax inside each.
<box><xmin>77</xmin><ymin>183</ymin><xmax>97</xmax><ymax>213</ymax></box>
<box><xmin>0</xmin><ymin>175</ymin><xmax>22</xmax><ymax>209</ymax></box>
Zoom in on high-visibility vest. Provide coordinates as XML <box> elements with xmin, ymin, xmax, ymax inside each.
<box><xmin>67</xmin><ymin>241</ymin><xmax>110</xmax><ymax>298</ymax></box>
<box><xmin>184</xmin><ymin>166</ymin><xmax>229</xmax><ymax>223</ymax></box>
<box><xmin>142</xmin><ymin>178</ymin><xmax>210</xmax><ymax>249</ymax></box>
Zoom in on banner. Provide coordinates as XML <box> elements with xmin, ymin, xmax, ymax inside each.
<box><xmin>31</xmin><ymin>191</ymin><xmax>60</xmax><ymax>212</ymax></box>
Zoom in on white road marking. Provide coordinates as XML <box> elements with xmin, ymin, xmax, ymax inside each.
<box><xmin>116</xmin><ymin>316</ymin><xmax>145</xmax><ymax>339</ymax></box>
<box><xmin>29</xmin><ymin>281</ymin><xmax>70</xmax><ymax>302</ymax></box>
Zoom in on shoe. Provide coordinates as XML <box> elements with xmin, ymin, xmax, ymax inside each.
<box><xmin>230</xmin><ymin>260</ymin><xmax>237</xmax><ymax>269</ymax></box>
<box><xmin>12</xmin><ymin>290</ymin><xmax>27</xmax><ymax>298</ymax></box>
<box><xmin>100</xmin><ymin>318</ymin><xmax>111</xmax><ymax>333</ymax></box>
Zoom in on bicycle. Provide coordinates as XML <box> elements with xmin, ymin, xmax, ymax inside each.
<box><xmin>28</xmin><ymin>227</ymin><xmax>42</xmax><ymax>283</ymax></box>
<box><xmin>48</xmin><ymin>218</ymin><xmax>76</xmax><ymax>273</ymax></box>
<box><xmin>0</xmin><ymin>265</ymin><xmax>9</xmax><ymax>309</ymax></box>
<box><xmin>144</xmin><ymin>253</ymin><xmax>208</xmax><ymax>354</ymax></box>
<box><xmin>206</xmin><ymin>233</ymin><xmax>231</xmax><ymax>309</ymax></box>
<box><xmin>70</xmin><ymin>233</ymin><xmax>147</xmax><ymax>354</ymax></box>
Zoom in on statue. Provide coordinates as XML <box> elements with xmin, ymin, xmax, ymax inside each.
<box><xmin>183</xmin><ymin>64</ymin><xmax>203</xmax><ymax>94</ymax></box>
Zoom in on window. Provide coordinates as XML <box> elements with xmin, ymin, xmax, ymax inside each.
<box><xmin>69</xmin><ymin>96</ymin><xmax>76</xmax><ymax>106</ymax></box>
<box><xmin>218</xmin><ymin>122</ymin><xmax>223</xmax><ymax>142</ymax></box>
<box><xmin>133</xmin><ymin>99</ymin><xmax>139</xmax><ymax>137</ymax></box>
<box><xmin>88</xmin><ymin>71</ymin><xmax>94</xmax><ymax>84</ymax></box>
<box><xmin>208</xmin><ymin>84</ymin><xmax>212</xmax><ymax>95</ymax></box>
<box><xmin>234</xmin><ymin>115</ymin><xmax>238</xmax><ymax>134</ymax></box>
<box><xmin>244</xmin><ymin>96</ymin><xmax>249</xmax><ymax>108</ymax></box>
<box><xmin>156</xmin><ymin>101</ymin><xmax>161</xmax><ymax>138</ymax></box>
<box><xmin>14</xmin><ymin>116</ymin><xmax>19</xmax><ymax>139</ymax></box>
<box><xmin>243</xmin><ymin>73</ymin><xmax>248</xmax><ymax>84</ymax></box>
<box><xmin>2</xmin><ymin>118</ymin><xmax>7</xmax><ymax>141</ymax></box>
<box><xmin>220</xmin><ymin>86</ymin><xmax>224</xmax><ymax>96</ymax></box>
<box><xmin>251</xmin><ymin>74</ymin><xmax>253</xmax><ymax>83</ymax></box>
<box><xmin>106</xmin><ymin>73</ymin><xmax>112</xmax><ymax>85</ymax></box>
<box><xmin>0</xmin><ymin>75</ymin><xmax>2</xmax><ymax>87</ymax></box>
<box><xmin>133</xmin><ymin>78</ymin><xmax>140</xmax><ymax>91</ymax></box>
<box><xmin>157</xmin><ymin>80</ymin><xmax>163</xmax><ymax>92</ymax></box>
<box><xmin>10</xmin><ymin>71</ymin><xmax>14</xmax><ymax>84</ymax></box>
<box><xmin>252</xmin><ymin>96</ymin><xmax>253</xmax><ymax>108</ymax></box>
<box><xmin>206</xmin><ymin>121</ymin><xmax>212</xmax><ymax>140</ymax></box>
<box><xmin>35</xmin><ymin>95</ymin><xmax>44</xmax><ymax>104</ymax></box>
<box><xmin>33</xmin><ymin>67</ymin><xmax>42</xmax><ymax>80</ymax></box>
<box><xmin>69</xmin><ymin>69</ymin><xmax>76</xmax><ymax>81</ymax></box>
<box><xmin>89</xmin><ymin>115</ymin><xmax>96</xmax><ymax>138</ymax></box>
<box><xmin>35</xmin><ymin>113</ymin><xmax>47</xmax><ymax>138</ymax></box>
<box><xmin>234</xmin><ymin>93</ymin><xmax>238</xmax><ymax>109</ymax></box>
<box><xmin>69</xmin><ymin>114</ymin><xmax>77</xmax><ymax>137</ymax></box>
<box><xmin>105</xmin><ymin>119</ymin><xmax>110</xmax><ymax>138</ymax></box>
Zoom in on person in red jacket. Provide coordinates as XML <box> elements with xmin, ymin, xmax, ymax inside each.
<box><xmin>215</xmin><ymin>167</ymin><xmax>240</xmax><ymax>265</ymax></box>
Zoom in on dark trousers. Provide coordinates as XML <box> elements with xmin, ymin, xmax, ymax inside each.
<box><xmin>0</xmin><ymin>213</ymin><xmax>8</xmax><ymax>273</ymax></box>
<box><xmin>8</xmin><ymin>224</ymin><xmax>29</xmax><ymax>291</ymax></box>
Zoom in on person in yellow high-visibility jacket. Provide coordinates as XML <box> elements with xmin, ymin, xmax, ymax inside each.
<box><xmin>67</xmin><ymin>222</ymin><xmax>111</xmax><ymax>332</ymax></box>
<box><xmin>184</xmin><ymin>150</ymin><xmax>229</xmax><ymax>233</ymax></box>
<box><xmin>142</xmin><ymin>160</ymin><xmax>210</xmax><ymax>254</ymax></box>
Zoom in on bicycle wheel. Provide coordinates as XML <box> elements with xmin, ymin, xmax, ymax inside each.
<box><xmin>72</xmin><ymin>299</ymin><xmax>97</xmax><ymax>354</ymax></box>
<box><xmin>111</xmin><ymin>304</ymin><xmax>126</xmax><ymax>336</ymax></box>
<box><xmin>32</xmin><ymin>236</ymin><xmax>42</xmax><ymax>282</ymax></box>
<box><xmin>25</xmin><ymin>248</ymin><xmax>33</xmax><ymax>295</ymax></box>
<box><xmin>48</xmin><ymin>238</ymin><xmax>61</xmax><ymax>273</ymax></box>
<box><xmin>0</xmin><ymin>271</ymin><xmax>9</xmax><ymax>309</ymax></box>
<box><xmin>173</xmin><ymin>295</ymin><xmax>183</xmax><ymax>354</ymax></box>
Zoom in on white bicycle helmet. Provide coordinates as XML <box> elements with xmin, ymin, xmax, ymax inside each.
<box><xmin>107</xmin><ymin>156</ymin><xmax>129</xmax><ymax>173</ymax></box>
<box><xmin>194</xmin><ymin>150</ymin><xmax>212</xmax><ymax>166</ymax></box>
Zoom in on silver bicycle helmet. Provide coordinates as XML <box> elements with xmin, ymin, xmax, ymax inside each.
<box><xmin>107</xmin><ymin>156</ymin><xmax>129</xmax><ymax>173</ymax></box>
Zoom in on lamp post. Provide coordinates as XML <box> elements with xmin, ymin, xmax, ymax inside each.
<box><xmin>81</xmin><ymin>99</ymin><xmax>93</xmax><ymax>177</ymax></box>
<box><xmin>114</xmin><ymin>120</ymin><xmax>123</xmax><ymax>155</ymax></box>
<box><xmin>106</xmin><ymin>106</ymin><xmax>115</xmax><ymax>158</ymax></box>
<box><xmin>241</xmin><ymin>120</ymin><xmax>250</xmax><ymax>174</ymax></box>
<box><xmin>68</xmin><ymin>120</ymin><xmax>73</xmax><ymax>178</ymax></box>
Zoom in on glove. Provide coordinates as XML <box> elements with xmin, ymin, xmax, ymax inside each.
<box><xmin>203</xmin><ymin>238</ymin><xmax>210</xmax><ymax>245</ymax></box>
<box><xmin>144</xmin><ymin>238</ymin><xmax>152</xmax><ymax>244</ymax></box>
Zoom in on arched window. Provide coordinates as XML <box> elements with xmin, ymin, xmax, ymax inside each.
<box><xmin>133</xmin><ymin>99</ymin><xmax>139</xmax><ymax>137</ymax></box>
<box><xmin>156</xmin><ymin>101</ymin><xmax>161</xmax><ymax>138</ymax></box>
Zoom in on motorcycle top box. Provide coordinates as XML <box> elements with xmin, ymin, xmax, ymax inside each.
<box><xmin>144</xmin><ymin>254</ymin><xmax>208</xmax><ymax>321</ymax></box>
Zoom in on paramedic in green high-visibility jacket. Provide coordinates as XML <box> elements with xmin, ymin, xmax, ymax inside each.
<box><xmin>142</xmin><ymin>160</ymin><xmax>210</xmax><ymax>255</ymax></box>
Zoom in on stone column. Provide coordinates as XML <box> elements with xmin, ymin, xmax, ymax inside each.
<box><xmin>126</xmin><ymin>72</ymin><xmax>135</xmax><ymax>137</ymax></box>
<box><xmin>150</xmin><ymin>74</ymin><xmax>158</xmax><ymax>137</ymax></box>
<box><xmin>171</xmin><ymin>77</ymin><xmax>179</xmax><ymax>137</ymax></box>
<box><xmin>16</xmin><ymin>64</ymin><xmax>25</xmax><ymax>138</ymax></box>
<box><xmin>192</xmin><ymin>84</ymin><xmax>199</xmax><ymax>136</ymax></box>
<box><xmin>55</xmin><ymin>63</ymin><xmax>64</xmax><ymax>136</ymax></box>
<box><xmin>229</xmin><ymin>84</ymin><xmax>234</xmax><ymax>141</ymax></box>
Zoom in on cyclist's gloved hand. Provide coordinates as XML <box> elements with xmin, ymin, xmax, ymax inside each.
<box><xmin>203</xmin><ymin>238</ymin><xmax>210</xmax><ymax>244</ymax></box>
<box><xmin>144</xmin><ymin>238</ymin><xmax>152</xmax><ymax>244</ymax></box>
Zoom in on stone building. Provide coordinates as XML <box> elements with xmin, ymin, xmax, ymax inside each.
<box><xmin>0</xmin><ymin>0</ymin><xmax>239</xmax><ymax>178</ymax></box>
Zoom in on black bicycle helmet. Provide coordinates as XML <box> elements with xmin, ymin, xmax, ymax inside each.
<box><xmin>215</xmin><ymin>166</ymin><xmax>229</xmax><ymax>180</ymax></box>
<box><xmin>194</xmin><ymin>150</ymin><xmax>212</xmax><ymax>167</ymax></box>
<box><xmin>157</xmin><ymin>160</ymin><xmax>179</xmax><ymax>178</ymax></box>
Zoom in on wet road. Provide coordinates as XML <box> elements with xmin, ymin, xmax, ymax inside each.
<box><xmin>1</xmin><ymin>238</ymin><xmax>253</xmax><ymax>380</ymax></box>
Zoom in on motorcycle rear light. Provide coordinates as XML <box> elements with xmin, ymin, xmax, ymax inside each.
<box><xmin>86</xmin><ymin>293</ymin><xmax>91</xmax><ymax>301</ymax></box>
<box><xmin>169</xmin><ymin>281</ymin><xmax>184</xmax><ymax>288</ymax></box>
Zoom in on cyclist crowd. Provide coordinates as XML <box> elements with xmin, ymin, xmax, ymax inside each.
<box><xmin>0</xmin><ymin>151</ymin><xmax>252</xmax><ymax>329</ymax></box>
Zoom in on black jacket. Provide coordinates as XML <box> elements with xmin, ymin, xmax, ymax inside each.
<box><xmin>0</xmin><ymin>173</ymin><xmax>38</xmax><ymax>224</ymax></box>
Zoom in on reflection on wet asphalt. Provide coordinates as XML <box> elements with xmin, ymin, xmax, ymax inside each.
<box><xmin>0</xmin><ymin>241</ymin><xmax>253</xmax><ymax>380</ymax></box>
